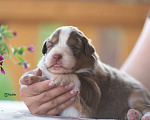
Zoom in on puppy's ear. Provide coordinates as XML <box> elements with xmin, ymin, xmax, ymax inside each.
<box><xmin>42</xmin><ymin>41</ymin><xmax>47</xmax><ymax>55</ymax></box>
<box><xmin>82</xmin><ymin>37</ymin><xmax>95</xmax><ymax>56</ymax></box>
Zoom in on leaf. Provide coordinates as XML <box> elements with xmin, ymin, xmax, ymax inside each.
<box><xmin>4</xmin><ymin>34</ymin><xmax>12</xmax><ymax>39</ymax></box>
<box><xmin>17</xmin><ymin>56</ymin><xmax>25</xmax><ymax>62</ymax></box>
<box><xmin>0</xmin><ymin>45</ymin><xmax>3</xmax><ymax>54</ymax></box>
<box><xmin>3</xmin><ymin>30</ymin><xmax>13</xmax><ymax>39</ymax></box>
<box><xmin>4</xmin><ymin>44</ymin><xmax>10</xmax><ymax>57</ymax></box>
<box><xmin>0</xmin><ymin>45</ymin><xmax>3</xmax><ymax>49</ymax></box>
<box><xmin>1</xmin><ymin>25</ymin><xmax>8</xmax><ymax>33</ymax></box>
<box><xmin>13</xmin><ymin>46</ymin><xmax>18</xmax><ymax>55</ymax></box>
<box><xmin>0</xmin><ymin>26</ymin><xmax>13</xmax><ymax>39</ymax></box>
<box><xmin>18</xmin><ymin>46</ymin><xmax>24</xmax><ymax>55</ymax></box>
<box><xmin>0</xmin><ymin>52</ymin><xmax>3</xmax><ymax>55</ymax></box>
<box><xmin>17</xmin><ymin>62</ymin><xmax>23</xmax><ymax>66</ymax></box>
<box><xmin>0</xmin><ymin>45</ymin><xmax>4</xmax><ymax>55</ymax></box>
<box><xmin>0</xmin><ymin>39</ymin><xmax>5</xmax><ymax>44</ymax></box>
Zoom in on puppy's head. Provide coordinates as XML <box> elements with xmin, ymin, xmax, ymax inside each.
<box><xmin>42</xmin><ymin>26</ymin><xmax>97</xmax><ymax>74</ymax></box>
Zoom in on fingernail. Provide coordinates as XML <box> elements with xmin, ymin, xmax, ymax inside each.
<box><xmin>65</xmin><ymin>82</ymin><xmax>74</xmax><ymax>89</ymax></box>
<box><xmin>70</xmin><ymin>90</ymin><xmax>77</xmax><ymax>95</ymax></box>
<box><xmin>49</xmin><ymin>81</ymin><xmax>55</xmax><ymax>87</ymax></box>
<box><xmin>70</xmin><ymin>96</ymin><xmax>76</xmax><ymax>102</ymax></box>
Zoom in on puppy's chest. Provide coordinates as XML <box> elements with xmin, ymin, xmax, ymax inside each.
<box><xmin>42</xmin><ymin>71</ymin><xmax>53</xmax><ymax>80</ymax></box>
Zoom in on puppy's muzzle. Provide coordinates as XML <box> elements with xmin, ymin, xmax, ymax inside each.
<box><xmin>52</xmin><ymin>53</ymin><xmax>62</xmax><ymax>61</ymax></box>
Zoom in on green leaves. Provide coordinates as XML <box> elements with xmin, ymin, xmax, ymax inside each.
<box><xmin>17</xmin><ymin>56</ymin><xmax>24</xmax><ymax>62</ymax></box>
<box><xmin>0</xmin><ymin>45</ymin><xmax>4</xmax><ymax>55</ymax></box>
<box><xmin>11</xmin><ymin>46</ymin><xmax>25</xmax><ymax>55</ymax></box>
<box><xmin>0</xmin><ymin>25</ymin><xmax>8</xmax><ymax>33</ymax></box>
<box><xmin>3</xmin><ymin>31</ymin><xmax>13</xmax><ymax>39</ymax></box>
<box><xmin>17</xmin><ymin>46</ymin><xmax>25</xmax><ymax>55</ymax></box>
<box><xmin>0</xmin><ymin>25</ymin><xmax>13</xmax><ymax>39</ymax></box>
<box><xmin>4</xmin><ymin>44</ymin><xmax>10</xmax><ymax>57</ymax></box>
<box><xmin>17</xmin><ymin>56</ymin><xmax>25</xmax><ymax>66</ymax></box>
<box><xmin>0</xmin><ymin>25</ymin><xmax>34</xmax><ymax>71</ymax></box>
<box><xmin>13</xmin><ymin>46</ymin><xmax>18</xmax><ymax>55</ymax></box>
<box><xmin>0</xmin><ymin>39</ymin><xmax>5</xmax><ymax>44</ymax></box>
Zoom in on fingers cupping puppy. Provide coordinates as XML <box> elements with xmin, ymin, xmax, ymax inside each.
<box><xmin>19</xmin><ymin>69</ymin><xmax>77</xmax><ymax>116</ymax></box>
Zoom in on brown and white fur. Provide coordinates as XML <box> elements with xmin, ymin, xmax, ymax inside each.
<box><xmin>21</xmin><ymin>26</ymin><xmax>150</xmax><ymax>119</ymax></box>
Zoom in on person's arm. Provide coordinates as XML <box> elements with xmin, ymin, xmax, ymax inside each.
<box><xmin>121</xmin><ymin>12</ymin><xmax>150</xmax><ymax>91</ymax></box>
<box><xmin>19</xmin><ymin>69</ymin><xmax>77</xmax><ymax>115</ymax></box>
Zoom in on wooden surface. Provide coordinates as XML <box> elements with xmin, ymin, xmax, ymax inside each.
<box><xmin>0</xmin><ymin>101</ymin><xmax>116</xmax><ymax>120</ymax></box>
<box><xmin>0</xmin><ymin>1</ymin><xmax>149</xmax><ymax>26</ymax></box>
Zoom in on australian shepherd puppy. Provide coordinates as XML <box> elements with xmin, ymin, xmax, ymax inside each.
<box><xmin>20</xmin><ymin>26</ymin><xmax>150</xmax><ymax>120</ymax></box>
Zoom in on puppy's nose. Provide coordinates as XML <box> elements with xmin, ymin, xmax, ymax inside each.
<box><xmin>52</xmin><ymin>54</ymin><xmax>62</xmax><ymax>61</ymax></box>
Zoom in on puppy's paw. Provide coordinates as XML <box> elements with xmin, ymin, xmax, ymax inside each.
<box><xmin>19</xmin><ymin>74</ymin><xmax>46</xmax><ymax>85</ymax></box>
<box><xmin>141</xmin><ymin>112</ymin><xmax>150</xmax><ymax>120</ymax></box>
<box><xmin>127</xmin><ymin>109</ymin><xmax>142</xmax><ymax>120</ymax></box>
<box><xmin>51</xmin><ymin>74</ymin><xmax>72</xmax><ymax>86</ymax></box>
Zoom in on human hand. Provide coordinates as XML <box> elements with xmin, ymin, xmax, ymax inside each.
<box><xmin>19</xmin><ymin>69</ymin><xmax>77</xmax><ymax>115</ymax></box>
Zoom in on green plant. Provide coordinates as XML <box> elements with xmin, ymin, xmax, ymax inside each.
<box><xmin>0</xmin><ymin>25</ymin><xmax>34</xmax><ymax>74</ymax></box>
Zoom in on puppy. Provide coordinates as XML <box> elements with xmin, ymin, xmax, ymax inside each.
<box><xmin>20</xmin><ymin>26</ymin><xmax>150</xmax><ymax>119</ymax></box>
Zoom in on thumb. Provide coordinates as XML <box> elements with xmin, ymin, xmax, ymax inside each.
<box><xmin>33</xmin><ymin>68</ymin><xmax>42</xmax><ymax>76</ymax></box>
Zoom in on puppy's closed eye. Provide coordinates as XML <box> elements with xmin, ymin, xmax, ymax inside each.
<box><xmin>47</xmin><ymin>43</ymin><xmax>54</xmax><ymax>51</ymax></box>
<box><xmin>42</xmin><ymin>41</ymin><xmax>55</xmax><ymax>54</ymax></box>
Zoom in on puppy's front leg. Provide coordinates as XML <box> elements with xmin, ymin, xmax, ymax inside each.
<box><xmin>20</xmin><ymin>74</ymin><xmax>46</xmax><ymax>86</ymax></box>
<box><xmin>19</xmin><ymin>68</ymin><xmax>46</xmax><ymax>86</ymax></box>
<box><xmin>52</xmin><ymin>74</ymin><xmax>83</xmax><ymax>117</ymax></box>
<box><xmin>51</xmin><ymin>74</ymin><xmax>80</xmax><ymax>92</ymax></box>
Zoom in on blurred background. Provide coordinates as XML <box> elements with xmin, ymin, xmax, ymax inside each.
<box><xmin>0</xmin><ymin>0</ymin><xmax>150</xmax><ymax>101</ymax></box>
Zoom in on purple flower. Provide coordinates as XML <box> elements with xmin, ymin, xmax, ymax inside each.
<box><xmin>27</xmin><ymin>45</ymin><xmax>34</xmax><ymax>53</ymax></box>
<box><xmin>0</xmin><ymin>55</ymin><xmax>5</xmax><ymax>74</ymax></box>
<box><xmin>23</xmin><ymin>61</ymin><xmax>28</xmax><ymax>71</ymax></box>
<box><xmin>13</xmin><ymin>32</ymin><xmax>17</xmax><ymax>37</ymax></box>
